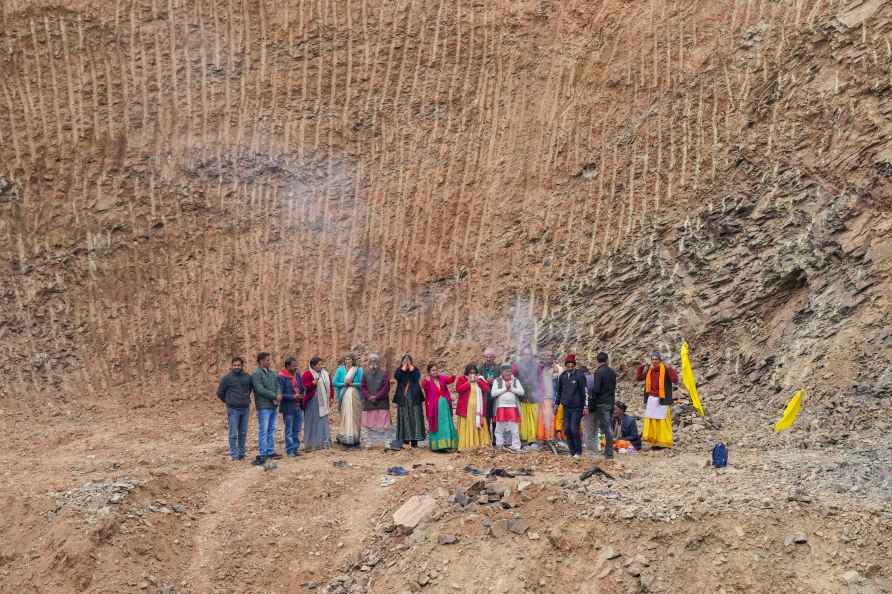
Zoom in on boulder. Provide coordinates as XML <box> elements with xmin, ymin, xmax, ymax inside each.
<box><xmin>393</xmin><ymin>495</ymin><xmax>437</xmax><ymax>533</ymax></box>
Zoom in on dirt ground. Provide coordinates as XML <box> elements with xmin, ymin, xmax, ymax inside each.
<box><xmin>1</xmin><ymin>396</ymin><xmax>889</xmax><ymax>594</ymax></box>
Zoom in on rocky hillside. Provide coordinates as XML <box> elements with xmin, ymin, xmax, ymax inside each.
<box><xmin>1</xmin><ymin>0</ymin><xmax>889</xmax><ymax>429</ymax></box>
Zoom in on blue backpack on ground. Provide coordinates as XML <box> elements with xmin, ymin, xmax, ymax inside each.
<box><xmin>712</xmin><ymin>442</ymin><xmax>728</xmax><ymax>468</ymax></box>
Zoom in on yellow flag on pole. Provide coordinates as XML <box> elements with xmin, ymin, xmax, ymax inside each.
<box><xmin>774</xmin><ymin>390</ymin><xmax>804</xmax><ymax>432</ymax></box>
<box><xmin>680</xmin><ymin>341</ymin><xmax>705</xmax><ymax>417</ymax></box>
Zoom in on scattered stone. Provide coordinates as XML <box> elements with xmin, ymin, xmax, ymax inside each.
<box><xmin>841</xmin><ymin>570</ymin><xmax>863</xmax><ymax>585</ymax></box>
<box><xmin>438</xmin><ymin>534</ymin><xmax>459</xmax><ymax>545</ymax></box>
<box><xmin>477</xmin><ymin>495</ymin><xmax>489</xmax><ymax>505</ymax></box>
<box><xmin>467</xmin><ymin>480</ymin><xmax>487</xmax><ymax>496</ymax></box>
<box><xmin>506</xmin><ymin>519</ymin><xmax>529</xmax><ymax>535</ymax></box>
<box><xmin>416</xmin><ymin>573</ymin><xmax>430</xmax><ymax>587</ymax></box>
<box><xmin>787</xmin><ymin>490</ymin><xmax>813</xmax><ymax>504</ymax></box>
<box><xmin>486</xmin><ymin>483</ymin><xmax>507</xmax><ymax>497</ymax></box>
<box><xmin>599</xmin><ymin>547</ymin><xmax>621</xmax><ymax>561</ymax></box>
<box><xmin>625</xmin><ymin>563</ymin><xmax>643</xmax><ymax>577</ymax></box>
<box><xmin>393</xmin><ymin>495</ymin><xmax>437</xmax><ymax>533</ymax></box>
<box><xmin>527</xmin><ymin>531</ymin><xmax>540</xmax><ymax>541</ymax></box>
<box><xmin>784</xmin><ymin>533</ymin><xmax>808</xmax><ymax>546</ymax></box>
<box><xmin>598</xmin><ymin>566</ymin><xmax>612</xmax><ymax>579</ymax></box>
<box><xmin>517</xmin><ymin>479</ymin><xmax>533</xmax><ymax>492</ymax></box>
<box><xmin>454</xmin><ymin>489</ymin><xmax>470</xmax><ymax>507</ymax></box>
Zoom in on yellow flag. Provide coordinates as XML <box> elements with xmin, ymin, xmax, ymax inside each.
<box><xmin>680</xmin><ymin>341</ymin><xmax>705</xmax><ymax>417</ymax></box>
<box><xmin>774</xmin><ymin>390</ymin><xmax>804</xmax><ymax>432</ymax></box>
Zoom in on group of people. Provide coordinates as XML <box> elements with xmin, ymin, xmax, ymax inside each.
<box><xmin>216</xmin><ymin>348</ymin><xmax>680</xmax><ymax>466</ymax></box>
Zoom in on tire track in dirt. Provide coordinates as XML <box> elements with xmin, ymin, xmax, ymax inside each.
<box><xmin>185</xmin><ymin>465</ymin><xmax>264</xmax><ymax>593</ymax></box>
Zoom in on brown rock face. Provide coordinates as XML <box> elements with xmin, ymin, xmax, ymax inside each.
<box><xmin>0</xmin><ymin>3</ymin><xmax>890</xmax><ymax>433</ymax></box>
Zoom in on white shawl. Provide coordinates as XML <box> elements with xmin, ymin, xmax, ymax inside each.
<box><xmin>471</xmin><ymin>382</ymin><xmax>485</xmax><ymax>428</ymax></box>
<box><xmin>311</xmin><ymin>368</ymin><xmax>332</xmax><ymax>417</ymax></box>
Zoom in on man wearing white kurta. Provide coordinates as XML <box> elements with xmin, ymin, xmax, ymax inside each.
<box><xmin>490</xmin><ymin>364</ymin><xmax>524</xmax><ymax>451</ymax></box>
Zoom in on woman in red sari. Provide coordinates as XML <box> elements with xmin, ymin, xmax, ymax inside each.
<box><xmin>456</xmin><ymin>364</ymin><xmax>492</xmax><ymax>450</ymax></box>
<box><xmin>421</xmin><ymin>363</ymin><xmax>457</xmax><ymax>452</ymax></box>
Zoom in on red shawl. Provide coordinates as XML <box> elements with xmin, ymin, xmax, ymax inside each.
<box><xmin>421</xmin><ymin>374</ymin><xmax>455</xmax><ymax>433</ymax></box>
<box><xmin>455</xmin><ymin>376</ymin><xmax>491</xmax><ymax>418</ymax></box>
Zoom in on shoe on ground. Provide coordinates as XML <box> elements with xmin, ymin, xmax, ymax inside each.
<box><xmin>268</xmin><ymin>453</ymin><xmax>282</xmax><ymax>460</ymax></box>
<box><xmin>251</xmin><ymin>456</ymin><xmax>266</xmax><ymax>466</ymax></box>
<box><xmin>287</xmin><ymin>451</ymin><xmax>301</xmax><ymax>457</ymax></box>
<box><xmin>572</xmin><ymin>454</ymin><xmax>581</xmax><ymax>459</ymax></box>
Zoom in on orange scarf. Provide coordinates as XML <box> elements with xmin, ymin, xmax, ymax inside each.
<box><xmin>645</xmin><ymin>363</ymin><xmax>666</xmax><ymax>398</ymax></box>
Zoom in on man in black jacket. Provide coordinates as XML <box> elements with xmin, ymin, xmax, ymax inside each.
<box><xmin>216</xmin><ymin>357</ymin><xmax>253</xmax><ymax>460</ymax></box>
<box><xmin>556</xmin><ymin>354</ymin><xmax>587</xmax><ymax>459</ymax></box>
<box><xmin>588</xmin><ymin>352</ymin><xmax>617</xmax><ymax>459</ymax></box>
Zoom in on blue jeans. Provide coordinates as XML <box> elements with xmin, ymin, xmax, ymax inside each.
<box><xmin>282</xmin><ymin>407</ymin><xmax>303</xmax><ymax>454</ymax></box>
<box><xmin>226</xmin><ymin>405</ymin><xmax>249</xmax><ymax>459</ymax></box>
<box><xmin>257</xmin><ymin>408</ymin><xmax>278</xmax><ymax>457</ymax></box>
<box><xmin>563</xmin><ymin>407</ymin><xmax>584</xmax><ymax>456</ymax></box>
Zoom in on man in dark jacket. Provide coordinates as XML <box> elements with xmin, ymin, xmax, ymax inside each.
<box><xmin>556</xmin><ymin>354</ymin><xmax>587</xmax><ymax>459</ymax></box>
<box><xmin>278</xmin><ymin>357</ymin><xmax>305</xmax><ymax>457</ymax></box>
<box><xmin>251</xmin><ymin>352</ymin><xmax>282</xmax><ymax>465</ymax></box>
<box><xmin>216</xmin><ymin>357</ymin><xmax>253</xmax><ymax>460</ymax></box>
<box><xmin>587</xmin><ymin>352</ymin><xmax>618</xmax><ymax>459</ymax></box>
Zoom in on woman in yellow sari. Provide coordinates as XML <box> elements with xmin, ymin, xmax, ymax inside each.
<box><xmin>456</xmin><ymin>364</ymin><xmax>492</xmax><ymax>450</ymax></box>
<box><xmin>635</xmin><ymin>351</ymin><xmax>679</xmax><ymax>448</ymax></box>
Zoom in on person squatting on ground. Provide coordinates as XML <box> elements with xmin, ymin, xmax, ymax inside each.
<box><xmin>278</xmin><ymin>357</ymin><xmax>304</xmax><ymax>457</ymax></box>
<box><xmin>251</xmin><ymin>352</ymin><xmax>282</xmax><ymax>465</ymax></box>
<box><xmin>557</xmin><ymin>354</ymin><xmax>587</xmax><ymax>459</ymax></box>
<box><xmin>490</xmin><ymin>364</ymin><xmax>525</xmax><ymax>451</ymax></box>
<box><xmin>611</xmin><ymin>401</ymin><xmax>641</xmax><ymax>451</ymax></box>
<box><xmin>587</xmin><ymin>351</ymin><xmax>617</xmax><ymax>459</ymax></box>
<box><xmin>216</xmin><ymin>357</ymin><xmax>253</xmax><ymax>461</ymax></box>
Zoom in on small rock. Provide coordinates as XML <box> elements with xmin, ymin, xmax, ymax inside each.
<box><xmin>506</xmin><ymin>519</ymin><xmax>529</xmax><ymax>535</ymax></box>
<box><xmin>527</xmin><ymin>531</ymin><xmax>540</xmax><ymax>541</ymax></box>
<box><xmin>109</xmin><ymin>493</ymin><xmax>125</xmax><ymax>504</ymax></box>
<box><xmin>598</xmin><ymin>566</ymin><xmax>612</xmax><ymax>579</ymax></box>
<box><xmin>517</xmin><ymin>479</ymin><xmax>533</xmax><ymax>492</ymax></box>
<box><xmin>599</xmin><ymin>547</ymin><xmax>621</xmax><ymax>561</ymax></box>
<box><xmin>454</xmin><ymin>490</ymin><xmax>470</xmax><ymax>507</ymax></box>
<box><xmin>393</xmin><ymin>495</ymin><xmax>438</xmax><ymax>533</ymax></box>
<box><xmin>486</xmin><ymin>483</ymin><xmax>506</xmax><ymax>497</ymax></box>
<box><xmin>477</xmin><ymin>494</ymin><xmax>489</xmax><ymax>505</ymax></box>
<box><xmin>417</xmin><ymin>573</ymin><xmax>430</xmax><ymax>587</ymax></box>
<box><xmin>625</xmin><ymin>562</ymin><xmax>643</xmax><ymax>577</ymax></box>
<box><xmin>438</xmin><ymin>534</ymin><xmax>459</xmax><ymax>545</ymax></box>
<box><xmin>784</xmin><ymin>533</ymin><xmax>808</xmax><ymax>546</ymax></box>
<box><xmin>841</xmin><ymin>570</ymin><xmax>862</xmax><ymax>585</ymax></box>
